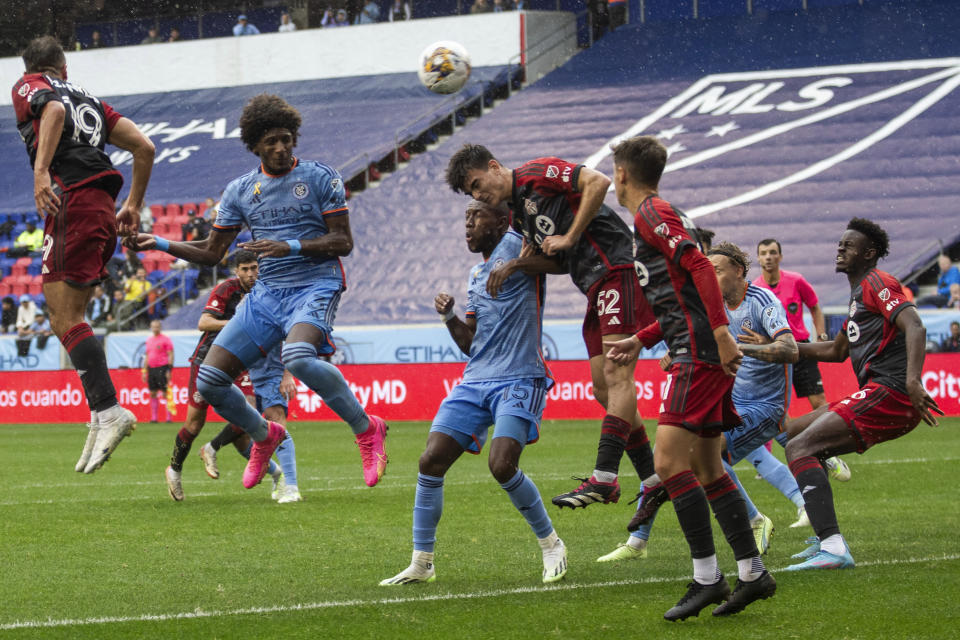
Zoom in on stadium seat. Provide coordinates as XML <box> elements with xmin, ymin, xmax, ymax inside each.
<box><xmin>148</xmin><ymin>270</ymin><xmax>167</xmax><ymax>284</ymax></box>
<box><xmin>149</xmin><ymin>204</ymin><xmax>164</xmax><ymax>220</ymax></box>
<box><xmin>0</xmin><ymin>282</ymin><xmax>10</xmax><ymax>297</ymax></box>
<box><xmin>26</xmin><ymin>258</ymin><xmax>42</xmax><ymax>276</ymax></box>
<box><xmin>27</xmin><ymin>282</ymin><xmax>41</xmax><ymax>296</ymax></box>
<box><xmin>165</xmin><ymin>203</ymin><xmax>182</xmax><ymax>219</ymax></box>
<box><xmin>11</xmin><ymin>257</ymin><xmax>32</xmax><ymax>277</ymax></box>
<box><xmin>181</xmin><ymin>202</ymin><xmax>198</xmax><ymax>215</ymax></box>
<box><xmin>10</xmin><ymin>283</ymin><xmax>26</xmax><ymax>297</ymax></box>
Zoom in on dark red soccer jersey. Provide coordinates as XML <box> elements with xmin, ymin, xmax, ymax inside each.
<box><xmin>189</xmin><ymin>277</ymin><xmax>248</xmax><ymax>365</ymax></box>
<box><xmin>509</xmin><ymin>157</ymin><xmax>634</xmax><ymax>294</ymax></box>
<box><xmin>633</xmin><ymin>195</ymin><xmax>720</xmax><ymax>365</ymax></box>
<box><xmin>12</xmin><ymin>73</ymin><xmax>123</xmax><ymax>196</ymax></box>
<box><xmin>843</xmin><ymin>268</ymin><xmax>914</xmax><ymax>394</ymax></box>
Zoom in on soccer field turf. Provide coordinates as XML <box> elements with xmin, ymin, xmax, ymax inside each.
<box><xmin>1</xmin><ymin>417</ymin><xmax>957</xmax><ymax>639</ymax></box>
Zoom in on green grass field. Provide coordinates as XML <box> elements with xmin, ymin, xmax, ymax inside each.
<box><xmin>1</xmin><ymin>417</ymin><xmax>958</xmax><ymax>639</ymax></box>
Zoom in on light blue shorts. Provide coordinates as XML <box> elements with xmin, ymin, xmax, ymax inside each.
<box><xmin>430</xmin><ymin>378</ymin><xmax>549</xmax><ymax>454</ymax></box>
<box><xmin>250</xmin><ymin>342</ymin><xmax>286</xmax><ymax>411</ymax></box>
<box><xmin>212</xmin><ymin>278</ymin><xmax>343</xmax><ymax>369</ymax></box>
<box><xmin>724</xmin><ymin>401</ymin><xmax>784</xmax><ymax>464</ymax></box>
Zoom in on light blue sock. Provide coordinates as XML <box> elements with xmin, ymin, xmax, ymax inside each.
<box><xmin>748</xmin><ymin>445</ymin><xmax>804</xmax><ymax>508</ymax></box>
<box><xmin>275</xmin><ymin>432</ymin><xmax>298</xmax><ymax>487</ymax></box>
<box><xmin>196</xmin><ymin>364</ymin><xmax>268</xmax><ymax>440</ymax></box>
<box><xmin>724</xmin><ymin>461</ymin><xmax>759</xmax><ymax>521</ymax></box>
<box><xmin>282</xmin><ymin>342</ymin><xmax>368</xmax><ymax>434</ymax></box>
<box><xmin>413</xmin><ymin>473</ymin><xmax>444</xmax><ymax>552</ymax></box>
<box><xmin>629</xmin><ymin>492</ymin><xmax>658</xmax><ymax>542</ymax></box>
<box><xmin>500</xmin><ymin>469</ymin><xmax>553</xmax><ymax>539</ymax></box>
<box><xmin>239</xmin><ymin>442</ymin><xmax>278</xmax><ymax>476</ymax></box>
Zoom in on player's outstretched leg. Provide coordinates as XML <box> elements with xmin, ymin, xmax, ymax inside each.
<box><xmin>552</xmin><ymin>475</ymin><xmax>621</xmax><ymax>509</ymax></box>
<box><xmin>243</xmin><ymin>421</ymin><xmax>287</xmax><ymax>489</ymax></box>
<box><xmin>201</xmin><ymin>424</ymin><xmax>246</xmax><ymax>479</ymax></box>
<box><xmin>824</xmin><ymin>456</ymin><xmax>852</xmax><ymax>482</ymax></box>
<box><xmin>597</xmin><ymin>533</ymin><xmax>648</xmax><ymax>563</ymax></box>
<box><xmin>627</xmin><ymin>480</ymin><xmax>669</xmax><ymax>530</ymax></box>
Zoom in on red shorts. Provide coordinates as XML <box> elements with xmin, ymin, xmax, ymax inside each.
<box><xmin>42</xmin><ymin>186</ymin><xmax>117</xmax><ymax>287</ymax></box>
<box><xmin>582</xmin><ymin>267</ymin><xmax>654</xmax><ymax>358</ymax></box>
<box><xmin>659</xmin><ymin>360</ymin><xmax>740</xmax><ymax>436</ymax></box>
<box><xmin>187</xmin><ymin>362</ymin><xmax>254</xmax><ymax>410</ymax></box>
<box><xmin>829</xmin><ymin>382</ymin><xmax>921</xmax><ymax>453</ymax></box>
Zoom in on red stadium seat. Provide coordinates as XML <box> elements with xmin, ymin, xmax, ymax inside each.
<box><xmin>0</xmin><ymin>282</ymin><xmax>10</xmax><ymax>297</ymax></box>
<box><xmin>165</xmin><ymin>204</ymin><xmax>182</xmax><ymax>219</ymax></box>
<box><xmin>28</xmin><ymin>282</ymin><xmax>41</xmax><ymax>296</ymax></box>
<box><xmin>181</xmin><ymin>202</ymin><xmax>198</xmax><ymax>215</ymax></box>
<box><xmin>11</xmin><ymin>257</ymin><xmax>32</xmax><ymax>277</ymax></box>
<box><xmin>15</xmin><ymin>273</ymin><xmax>32</xmax><ymax>286</ymax></box>
<box><xmin>197</xmin><ymin>201</ymin><xmax>210</xmax><ymax>217</ymax></box>
<box><xmin>10</xmin><ymin>283</ymin><xmax>26</xmax><ymax>297</ymax></box>
<box><xmin>150</xmin><ymin>204</ymin><xmax>164</xmax><ymax>219</ymax></box>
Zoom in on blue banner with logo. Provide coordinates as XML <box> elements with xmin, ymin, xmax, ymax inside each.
<box><xmin>0</xmin><ymin>336</ymin><xmax>61</xmax><ymax>371</ymax></box>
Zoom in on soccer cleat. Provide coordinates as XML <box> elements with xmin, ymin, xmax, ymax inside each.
<box><xmin>541</xmin><ymin>537</ymin><xmax>568</xmax><ymax>583</ymax></box>
<box><xmin>789</xmin><ymin>506</ymin><xmax>811</xmax><ymax>529</ymax></box>
<box><xmin>751</xmin><ymin>514</ymin><xmax>775</xmax><ymax>555</ymax></box>
<box><xmin>785</xmin><ymin>547</ymin><xmax>855</xmax><ymax>571</ymax></box>
<box><xmin>84</xmin><ymin>408</ymin><xmax>136</xmax><ymax>474</ymax></box>
<box><xmin>825</xmin><ymin>456</ymin><xmax>851</xmax><ymax>482</ymax></box>
<box><xmin>199</xmin><ymin>443</ymin><xmax>219</xmax><ymax>479</ymax></box>
<box><xmin>165</xmin><ymin>466</ymin><xmax>184</xmax><ymax>502</ymax></box>
<box><xmin>271</xmin><ymin>471</ymin><xmax>285</xmax><ymax>500</ymax></box>
<box><xmin>664</xmin><ymin>578</ymin><xmax>731</xmax><ymax>622</ymax></box>
<box><xmin>627</xmin><ymin>484</ymin><xmax>670</xmax><ymax>531</ymax></box>
<box><xmin>356</xmin><ymin>415</ymin><xmax>389</xmax><ymax>487</ymax></box>
<box><xmin>75</xmin><ymin>422</ymin><xmax>98</xmax><ymax>473</ymax></box>
<box><xmin>551</xmin><ymin>476</ymin><xmax>621</xmax><ymax>509</ymax></box>
<box><xmin>712</xmin><ymin>571</ymin><xmax>777</xmax><ymax>616</ymax></box>
<box><xmin>791</xmin><ymin>537</ymin><xmax>821</xmax><ymax>560</ymax></box>
<box><xmin>380</xmin><ymin>552</ymin><xmax>436</xmax><ymax>585</ymax></box>
<box><xmin>596</xmin><ymin>541</ymin><xmax>647</xmax><ymax>563</ymax></box>
<box><xmin>242</xmin><ymin>422</ymin><xmax>287</xmax><ymax>489</ymax></box>
<box><xmin>277</xmin><ymin>484</ymin><xmax>302</xmax><ymax>504</ymax></box>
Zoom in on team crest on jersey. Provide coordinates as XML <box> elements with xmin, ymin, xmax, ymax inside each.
<box><xmin>17</xmin><ymin>83</ymin><xmax>29</xmax><ymax>97</ymax></box>
<box><xmin>493</xmin><ymin>258</ymin><xmax>505</xmax><ymax>270</ymax></box>
<box><xmin>293</xmin><ymin>182</ymin><xmax>309</xmax><ymax>199</ymax></box>
<box><xmin>741</xmin><ymin>319</ymin><xmax>753</xmax><ymax>331</ymax></box>
<box><xmin>878</xmin><ymin>287</ymin><xmax>891</xmax><ymax>301</ymax></box>
<box><xmin>849</xmin><ymin>301</ymin><xmax>857</xmax><ymax>317</ymax></box>
<box><xmin>535</xmin><ymin>215</ymin><xmax>556</xmax><ymax>236</ymax></box>
<box><xmin>331</xmin><ymin>178</ymin><xmax>343</xmax><ymax>192</ymax></box>
<box><xmin>634</xmin><ymin>260</ymin><xmax>650</xmax><ymax>287</ymax></box>
<box><xmin>546</xmin><ymin>165</ymin><xmax>559</xmax><ymax>178</ymax></box>
<box><xmin>524</xmin><ymin>198</ymin><xmax>538</xmax><ymax>216</ymax></box>
<box><xmin>846</xmin><ymin>320</ymin><xmax>861</xmax><ymax>342</ymax></box>
<box><xmin>654</xmin><ymin>223</ymin><xmax>669</xmax><ymax>237</ymax></box>
<box><xmin>211</xmin><ymin>299</ymin><xmax>219</xmax><ymax>307</ymax></box>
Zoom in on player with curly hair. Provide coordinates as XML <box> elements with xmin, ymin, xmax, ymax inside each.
<box><xmin>128</xmin><ymin>94</ymin><xmax>388</xmax><ymax>491</ymax></box>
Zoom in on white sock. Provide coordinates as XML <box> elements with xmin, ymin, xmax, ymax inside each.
<box><xmin>98</xmin><ymin>404</ymin><xmax>123</xmax><ymax>423</ymax></box>
<box><xmin>412</xmin><ymin>549</ymin><xmax>434</xmax><ymax>571</ymax></box>
<box><xmin>692</xmin><ymin>555</ymin><xmax>720</xmax><ymax>585</ymax></box>
<box><xmin>626</xmin><ymin>536</ymin><xmax>647</xmax><ymax>551</ymax></box>
<box><xmin>737</xmin><ymin>555</ymin><xmax>766</xmax><ymax>582</ymax></box>
<box><xmin>592</xmin><ymin>470</ymin><xmax>617</xmax><ymax>483</ymax></box>
<box><xmin>537</xmin><ymin>530</ymin><xmax>560</xmax><ymax>551</ymax></box>
<box><xmin>820</xmin><ymin>534</ymin><xmax>846</xmax><ymax>556</ymax></box>
<box><xmin>89</xmin><ymin>410</ymin><xmax>99</xmax><ymax>428</ymax></box>
<box><xmin>750</xmin><ymin>513</ymin><xmax>766</xmax><ymax>527</ymax></box>
<box><xmin>642</xmin><ymin>473</ymin><xmax>661</xmax><ymax>488</ymax></box>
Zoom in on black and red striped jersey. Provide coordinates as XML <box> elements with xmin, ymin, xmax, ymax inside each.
<box><xmin>633</xmin><ymin>195</ymin><xmax>719</xmax><ymax>365</ymax></box>
<box><xmin>509</xmin><ymin>157</ymin><xmax>634</xmax><ymax>294</ymax></box>
<box><xmin>11</xmin><ymin>73</ymin><xmax>123</xmax><ymax>197</ymax></box>
<box><xmin>189</xmin><ymin>277</ymin><xmax>248</xmax><ymax>365</ymax></box>
<box><xmin>844</xmin><ymin>268</ymin><xmax>914</xmax><ymax>394</ymax></box>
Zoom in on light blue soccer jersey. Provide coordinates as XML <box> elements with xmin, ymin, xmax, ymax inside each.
<box><xmin>215</xmin><ymin>159</ymin><xmax>347</xmax><ymax>289</ymax></box>
<box><xmin>461</xmin><ymin>230</ymin><xmax>548</xmax><ymax>383</ymax></box>
<box><xmin>727</xmin><ymin>283</ymin><xmax>792</xmax><ymax>409</ymax></box>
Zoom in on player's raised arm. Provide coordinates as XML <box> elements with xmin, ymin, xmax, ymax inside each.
<box><xmin>541</xmin><ymin>167</ymin><xmax>611</xmax><ymax>256</ymax></box>
<box><xmin>109</xmin><ymin>117</ymin><xmax>156</xmax><ymax>237</ymax></box>
<box><xmin>739</xmin><ymin>330</ymin><xmax>799</xmax><ymax>363</ymax></box>
<box><xmin>126</xmin><ymin>226</ymin><xmax>239</xmax><ymax>266</ymax></box>
<box><xmin>436</xmin><ymin>292</ymin><xmax>475</xmax><ymax>355</ymax></box>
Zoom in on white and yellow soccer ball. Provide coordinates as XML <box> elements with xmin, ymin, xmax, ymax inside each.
<box><xmin>418</xmin><ymin>41</ymin><xmax>472</xmax><ymax>95</ymax></box>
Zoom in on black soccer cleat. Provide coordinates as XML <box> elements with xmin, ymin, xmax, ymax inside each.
<box><xmin>627</xmin><ymin>484</ymin><xmax>670</xmax><ymax>532</ymax></box>
<box><xmin>712</xmin><ymin>571</ymin><xmax>776</xmax><ymax>617</ymax></box>
<box><xmin>664</xmin><ymin>578</ymin><xmax>731</xmax><ymax>622</ymax></box>
<box><xmin>551</xmin><ymin>476</ymin><xmax>621</xmax><ymax>509</ymax></box>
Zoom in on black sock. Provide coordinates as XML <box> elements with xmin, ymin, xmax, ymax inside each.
<box><xmin>171</xmin><ymin>428</ymin><xmax>196</xmax><ymax>472</ymax></box>
<box><xmin>625</xmin><ymin>424</ymin><xmax>655</xmax><ymax>480</ymax></box>
<box><xmin>595</xmin><ymin>414</ymin><xmax>631</xmax><ymax>475</ymax></box>
<box><xmin>705</xmin><ymin>473</ymin><xmax>756</xmax><ymax>560</ymax></box>
<box><xmin>210</xmin><ymin>424</ymin><xmax>245</xmax><ymax>451</ymax></box>
<box><xmin>62</xmin><ymin>323</ymin><xmax>117</xmax><ymax>412</ymax></box>
<box><xmin>664</xmin><ymin>470</ymin><xmax>715</xmax><ymax>559</ymax></box>
<box><xmin>790</xmin><ymin>456</ymin><xmax>840</xmax><ymax>539</ymax></box>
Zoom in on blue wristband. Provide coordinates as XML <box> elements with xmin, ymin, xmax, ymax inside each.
<box><xmin>154</xmin><ymin>236</ymin><xmax>170</xmax><ymax>252</ymax></box>
<box><xmin>287</xmin><ymin>239</ymin><xmax>301</xmax><ymax>256</ymax></box>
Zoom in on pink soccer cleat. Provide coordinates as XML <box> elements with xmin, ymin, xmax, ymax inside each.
<box><xmin>242</xmin><ymin>421</ymin><xmax>287</xmax><ymax>489</ymax></box>
<box><xmin>356</xmin><ymin>415</ymin><xmax>389</xmax><ymax>487</ymax></box>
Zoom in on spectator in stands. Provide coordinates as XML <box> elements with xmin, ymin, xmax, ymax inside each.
<box><xmin>492</xmin><ymin>0</ymin><xmax>513</xmax><ymax>11</ymax></box>
<box><xmin>139</xmin><ymin>204</ymin><xmax>154</xmax><ymax>232</ymax></box>
<box><xmin>0</xmin><ymin>219</ymin><xmax>15</xmax><ymax>240</ymax></box>
<box><xmin>917</xmin><ymin>255</ymin><xmax>960</xmax><ymax>308</ymax></box>
<box><xmin>88</xmin><ymin>30</ymin><xmax>106</xmax><ymax>49</ymax></box>
<box><xmin>388</xmin><ymin>0</ymin><xmax>411</xmax><ymax>20</ymax></box>
<box><xmin>29</xmin><ymin>311</ymin><xmax>53</xmax><ymax>349</ymax></box>
<box><xmin>1</xmin><ymin>296</ymin><xmax>16</xmax><ymax>334</ymax></box>
<box><xmin>587</xmin><ymin>0</ymin><xmax>609</xmax><ymax>41</ymax></box>
<box><xmin>121</xmin><ymin>248</ymin><xmax>143</xmax><ymax>280</ymax></box>
<box><xmin>942</xmin><ymin>321</ymin><xmax>960</xmax><ymax>352</ymax></box>
<box><xmin>167</xmin><ymin>28</ymin><xmax>182</xmax><ymax>43</ymax></box>
<box><xmin>141</xmin><ymin>28</ymin><xmax>163</xmax><ymax>44</ymax></box>
<box><xmin>181</xmin><ymin>208</ymin><xmax>210</xmax><ymax>242</ymax></box>
<box><xmin>16</xmin><ymin>295</ymin><xmax>37</xmax><ymax>339</ymax></box>
<box><xmin>322</xmin><ymin>8</ymin><xmax>350</xmax><ymax>27</ymax></box>
<box><xmin>233</xmin><ymin>14</ymin><xmax>261</xmax><ymax>36</ymax></box>
<box><xmin>86</xmin><ymin>285</ymin><xmax>110</xmax><ymax>327</ymax></box>
<box><xmin>278</xmin><ymin>12</ymin><xmax>297</xmax><ymax>31</ymax></box>
<box><xmin>356</xmin><ymin>0</ymin><xmax>381</xmax><ymax>23</ymax></box>
<box><xmin>124</xmin><ymin>267</ymin><xmax>152</xmax><ymax>327</ymax></box>
<box><xmin>105</xmin><ymin>288</ymin><xmax>130</xmax><ymax>332</ymax></box>
<box><xmin>470</xmin><ymin>0</ymin><xmax>492</xmax><ymax>13</ymax></box>
<box><xmin>10</xmin><ymin>220</ymin><xmax>43</xmax><ymax>257</ymax></box>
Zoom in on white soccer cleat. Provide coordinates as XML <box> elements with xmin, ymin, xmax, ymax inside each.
<box><xmin>271</xmin><ymin>471</ymin><xmax>285</xmax><ymax>500</ymax></box>
<box><xmin>790</xmin><ymin>506</ymin><xmax>811</xmax><ymax>529</ymax></box>
<box><xmin>277</xmin><ymin>484</ymin><xmax>302</xmax><ymax>504</ymax></box>
<box><xmin>596</xmin><ymin>540</ymin><xmax>647</xmax><ymax>563</ymax></box>
<box><xmin>165</xmin><ymin>466</ymin><xmax>184</xmax><ymax>501</ymax></box>
<box><xmin>825</xmin><ymin>457</ymin><xmax>851</xmax><ymax>482</ymax></box>
<box><xmin>541</xmin><ymin>535</ymin><xmax>568</xmax><ymax>584</ymax></box>
<box><xmin>380</xmin><ymin>551</ymin><xmax>436</xmax><ymax>585</ymax></box>
<box><xmin>84</xmin><ymin>407</ymin><xmax>136</xmax><ymax>474</ymax></box>
<box><xmin>199</xmin><ymin>442</ymin><xmax>219</xmax><ymax>479</ymax></box>
<box><xmin>75</xmin><ymin>418</ymin><xmax>98</xmax><ymax>473</ymax></box>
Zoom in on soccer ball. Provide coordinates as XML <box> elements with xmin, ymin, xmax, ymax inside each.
<box><xmin>418</xmin><ymin>41</ymin><xmax>472</xmax><ymax>95</ymax></box>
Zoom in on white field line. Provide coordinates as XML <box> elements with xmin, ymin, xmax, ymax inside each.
<box><xmin>1</xmin><ymin>553</ymin><xmax>957</xmax><ymax>631</ymax></box>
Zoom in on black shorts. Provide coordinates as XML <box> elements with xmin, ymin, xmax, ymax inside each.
<box><xmin>147</xmin><ymin>365</ymin><xmax>170</xmax><ymax>392</ymax></box>
<box><xmin>793</xmin><ymin>341</ymin><xmax>824</xmax><ymax>398</ymax></box>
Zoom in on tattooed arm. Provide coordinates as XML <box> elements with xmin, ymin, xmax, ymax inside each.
<box><xmin>737</xmin><ymin>327</ymin><xmax>799</xmax><ymax>364</ymax></box>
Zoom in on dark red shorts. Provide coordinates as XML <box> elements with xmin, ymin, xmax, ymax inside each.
<box><xmin>187</xmin><ymin>362</ymin><xmax>254</xmax><ymax>410</ymax></box>
<box><xmin>829</xmin><ymin>382</ymin><xmax>921</xmax><ymax>453</ymax></box>
<box><xmin>42</xmin><ymin>186</ymin><xmax>117</xmax><ymax>287</ymax></box>
<box><xmin>658</xmin><ymin>360</ymin><xmax>740</xmax><ymax>436</ymax></box>
<box><xmin>582</xmin><ymin>267</ymin><xmax>654</xmax><ymax>358</ymax></box>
